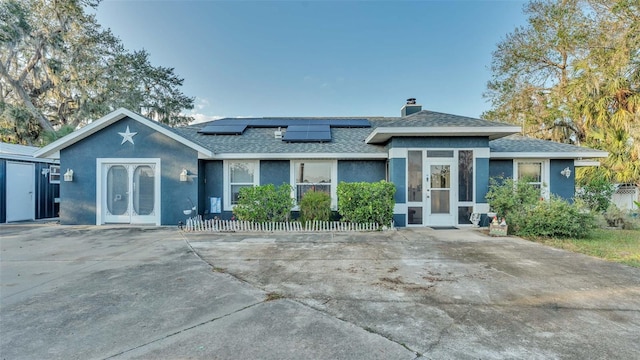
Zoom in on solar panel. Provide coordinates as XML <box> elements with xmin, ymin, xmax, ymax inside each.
<box><xmin>197</xmin><ymin>117</ymin><xmax>370</xmax><ymax>141</ymax></box>
<box><xmin>198</xmin><ymin>124</ymin><xmax>247</xmax><ymax>135</ymax></box>
<box><xmin>283</xmin><ymin>124</ymin><xmax>331</xmax><ymax>142</ymax></box>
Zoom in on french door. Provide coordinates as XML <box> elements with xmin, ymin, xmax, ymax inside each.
<box><xmin>407</xmin><ymin>150</ymin><xmax>457</xmax><ymax>227</ymax></box>
<box><xmin>99</xmin><ymin>159</ymin><xmax>160</xmax><ymax>225</ymax></box>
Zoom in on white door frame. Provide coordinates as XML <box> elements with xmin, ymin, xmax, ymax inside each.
<box><xmin>406</xmin><ymin>150</ymin><xmax>458</xmax><ymax>227</ymax></box>
<box><xmin>6</xmin><ymin>162</ymin><xmax>35</xmax><ymax>222</ymax></box>
<box><xmin>424</xmin><ymin>157</ymin><xmax>457</xmax><ymax>227</ymax></box>
<box><xmin>96</xmin><ymin>158</ymin><xmax>161</xmax><ymax>225</ymax></box>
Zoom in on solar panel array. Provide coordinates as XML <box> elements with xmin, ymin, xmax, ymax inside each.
<box><xmin>198</xmin><ymin>118</ymin><xmax>371</xmax><ymax>142</ymax></box>
<box><xmin>282</xmin><ymin>125</ymin><xmax>332</xmax><ymax>142</ymax></box>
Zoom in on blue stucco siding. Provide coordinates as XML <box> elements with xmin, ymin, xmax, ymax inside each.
<box><xmin>489</xmin><ymin>160</ymin><xmax>513</xmax><ymax>181</ymax></box>
<box><xmin>59</xmin><ymin>117</ymin><xmax>198</xmax><ymax>225</ymax></box>
<box><xmin>475</xmin><ymin>157</ymin><xmax>490</xmax><ymax>203</ymax></box>
<box><xmin>550</xmin><ymin>159</ymin><xmax>575</xmax><ymax>201</ymax></box>
<box><xmin>393</xmin><ymin>213</ymin><xmax>406</xmax><ymax>227</ymax></box>
<box><xmin>260</xmin><ymin>160</ymin><xmax>290</xmax><ymax>186</ymax></box>
<box><xmin>201</xmin><ymin>160</ymin><xmax>232</xmax><ymax>219</ymax></box>
<box><xmin>338</xmin><ymin>160</ymin><xmax>386</xmax><ymax>183</ymax></box>
<box><xmin>389</xmin><ymin>158</ymin><xmax>406</xmax><ymax>204</ymax></box>
<box><xmin>389</xmin><ymin>136</ymin><xmax>489</xmax><ymax>148</ymax></box>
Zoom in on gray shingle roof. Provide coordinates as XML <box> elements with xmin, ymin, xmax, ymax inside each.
<box><xmin>380</xmin><ymin>110</ymin><xmax>515</xmax><ymax>128</ymax></box>
<box><xmin>169</xmin><ymin>111</ymin><xmax>604</xmax><ymax>159</ymax></box>
<box><xmin>490</xmin><ymin>135</ymin><xmax>608</xmax><ymax>158</ymax></box>
<box><xmin>174</xmin><ymin>125</ymin><xmax>387</xmax><ymax>155</ymax></box>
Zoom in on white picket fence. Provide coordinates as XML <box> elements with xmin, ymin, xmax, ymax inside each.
<box><xmin>183</xmin><ymin>216</ymin><xmax>395</xmax><ymax>233</ymax></box>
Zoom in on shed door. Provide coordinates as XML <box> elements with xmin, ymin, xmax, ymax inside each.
<box><xmin>6</xmin><ymin>162</ymin><xmax>35</xmax><ymax>222</ymax></box>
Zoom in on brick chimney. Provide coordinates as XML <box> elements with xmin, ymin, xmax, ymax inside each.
<box><xmin>401</xmin><ymin>98</ymin><xmax>422</xmax><ymax>116</ymax></box>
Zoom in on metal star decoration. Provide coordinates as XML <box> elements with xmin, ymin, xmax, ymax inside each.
<box><xmin>118</xmin><ymin>126</ymin><xmax>137</xmax><ymax>145</ymax></box>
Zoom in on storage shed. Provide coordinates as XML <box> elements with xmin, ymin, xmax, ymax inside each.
<box><xmin>1</xmin><ymin>143</ymin><xmax>60</xmax><ymax>222</ymax></box>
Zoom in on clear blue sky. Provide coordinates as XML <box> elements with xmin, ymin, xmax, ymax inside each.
<box><xmin>94</xmin><ymin>1</ymin><xmax>528</xmax><ymax>122</ymax></box>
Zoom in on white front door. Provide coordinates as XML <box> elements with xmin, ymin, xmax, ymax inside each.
<box><xmin>407</xmin><ymin>150</ymin><xmax>457</xmax><ymax>227</ymax></box>
<box><xmin>6</xmin><ymin>162</ymin><xmax>35</xmax><ymax>222</ymax></box>
<box><xmin>99</xmin><ymin>160</ymin><xmax>160</xmax><ymax>225</ymax></box>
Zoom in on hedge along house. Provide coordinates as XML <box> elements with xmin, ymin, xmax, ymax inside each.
<box><xmin>1</xmin><ymin>142</ymin><xmax>60</xmax><ymax>223</ymax></box>
<box><xmin>34</xmin><ymin>101</ymin><xmax>608</xmax><ymax>227</ymax></box>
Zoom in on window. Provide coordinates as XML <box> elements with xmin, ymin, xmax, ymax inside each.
<box><xmin>515</xmin><ymin>160</ymin><xmax>548</xmax><ymax>198</ymax></box>
<box><xmin>292</xmin><ymin>161</ymin><xmax>336</xmax><ymax>208</ymax></box>
<box><xmin>49</xmin><ymin>165</ymin><xmax>60</xmax><ymax>184</ymax></box>
<box><xmin>224</xmin><ymin>161</ymin><xmax>259</xmax><ymax>209</ymax></box>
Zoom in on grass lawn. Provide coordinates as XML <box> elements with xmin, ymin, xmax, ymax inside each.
<box><xmin>528</xmin><ymin>228</ymin><xmax>640</xmax><ymax>268</ymax></box>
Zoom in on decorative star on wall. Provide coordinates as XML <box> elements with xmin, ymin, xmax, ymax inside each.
<box><xmin>118</xmin><ymin>126</ymin><xmax>137</xmax><ymax>145</ymax></box>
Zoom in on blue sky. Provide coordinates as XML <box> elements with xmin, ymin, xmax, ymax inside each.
<box><xmin>95</xmin><ymin>1</ymin><xmax>528</xmax><ymax>122</ymax></box>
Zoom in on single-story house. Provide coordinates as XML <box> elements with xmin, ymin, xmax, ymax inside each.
<box><xmin>34</xmin><ymin>100</ymin><xmax>608</xmax><ymax>227</ymax></box>
<box><xmin>1</xmin><ymin>142</ymin><xmax>60</xmax><ymax>223</ymax></box>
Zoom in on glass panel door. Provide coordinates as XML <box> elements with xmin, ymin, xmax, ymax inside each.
<box><xmin>426</xmin><ymin>159</ymin><xmax>456</xmax><ymax>226</ymax></box>
<box><xmin>132</xmin><ymin>165</ymin><xmax>155</xmax><ymax>220</ymax></box>
<box><xmin>103</xmin><ymin>163</ymin><xmax>157</xmax><ymax>224</ymax></box>
<box><xmin>430</xmin><ymin>165</ymin><xmax>451</xmax><ymax>214</ymax></box>
<box><xmin>105</xmin><ymin>165</ymin><xmax>130</xmax><ymax>223</ymax></box>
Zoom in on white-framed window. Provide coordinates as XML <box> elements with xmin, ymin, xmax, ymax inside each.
<box><xmin>49</xmin><ymin>165</ymin><xmax>61</xmax><ymax>184</ymax></box>
<box><xmin>291</xmin><ymin>160</ymin><xmax>337</xmax><ymax>209</ymax></box>
<box><xmin>223</xmin><ymin>160</ymin><xmax>259</xmax><ymax>210</ymax></box>
<box><xmin>514</xmin><ymin>160</ymin><xmax>549</xmax><ymax>199</ymax></box>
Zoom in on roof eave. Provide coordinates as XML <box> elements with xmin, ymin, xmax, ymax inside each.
<box><xmin>203</xmin><ymin>152</ymin><xmax>389</xmax><ymax>160</ymax></box>
<box><xmin>490</xmin><ymin>151</ymin><xmax>609</xmax><ymax>159</ymax></box>
<box><xmin>365</xmin><ymin>126</ymin><xmax>521</xmax><ymax>144</ymax></box>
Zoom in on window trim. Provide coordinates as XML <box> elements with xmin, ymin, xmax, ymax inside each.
<box><xmin>290</xmin><ymin>160</ymin><xmax>338</xmax><ymax>210</ymax></box>
<box><xmin>513</xmin><ymin>159</ymin><xmax>549</xmax><ymax>199</ymax></box>
<box><xmin>49</xmin><ymin>165</ymin><xmax>61</xmax><ymax>184</ymax></box>
<box><xmin>223</xmin><ymin>160</ymin><xmax>260</xmax><ymax>211</ymax></box>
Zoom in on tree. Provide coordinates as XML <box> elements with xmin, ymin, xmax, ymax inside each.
<box><xmin>484</xmin><ymin>0</ymin><xmax>640</xmax><ymax>186</ymax></box>
<box><xmin>0</xmin><ymin>0</ymin><xmax>194</xmax><ymax>145</ymax></box>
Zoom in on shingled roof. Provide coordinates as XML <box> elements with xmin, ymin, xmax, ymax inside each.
<box><xmin>489</xmin><ymin>135</ymin><xmax>608</xmax><ymax>159</ymax></box>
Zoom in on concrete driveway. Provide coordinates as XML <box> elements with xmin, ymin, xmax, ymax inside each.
<box><xmin>1</xmin><ymin>225</ymin><xmax>639</xmax><ymax>359</ymax></box>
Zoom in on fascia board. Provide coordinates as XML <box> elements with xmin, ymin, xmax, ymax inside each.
<box><xmin>490</xmin><ymin>151</ymin><xmax>609</xmax><ymax>159</ymax></box>
<box><xmin>574</xmin><ymin>160</ymin><xmax>601</xmax><ymax>167</ymax></box>
<box><xmin>34</xmin><ymin>108</ymin><xmax>213</xmax><ymax>158</ymax></box>
<box><xmin>207</xmin><ymin>152</ymin><xmax>388</xmax><ymax>160</ymax></box>
<box><xmin>0</xmin><ymin>154</ymin><xmax>59</xmax><ymax>163</ymax></box>
<box><xmin>365</xmin><ymin>126</ymin><xmax>521</xmax><ymax>144</ymax></box>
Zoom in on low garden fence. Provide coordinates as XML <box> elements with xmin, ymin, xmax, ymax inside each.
<box><xmin>183</xmin><ymin>216</ymin><xmax>395</xmax><ymax>232</ymax></box>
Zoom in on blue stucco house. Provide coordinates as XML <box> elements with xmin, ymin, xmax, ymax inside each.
<box><xmin>34</xmin><ymin>100</ymin><xmax>607</xmax><ymax>227</ymax></box>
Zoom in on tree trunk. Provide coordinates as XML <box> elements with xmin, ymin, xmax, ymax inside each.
<box><xmin>0</xmin><ymin>62</ymin><xmax>55</xmax><ymax>133</ymax></box>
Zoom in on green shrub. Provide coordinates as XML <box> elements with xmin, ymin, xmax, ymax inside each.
<box><xmin>337</xmin><ymin>181</ymin><xmax>395</xmax><ymax>225</ymax></box>
<box><xmin>509</xmin><ymin>196</ymin><xmax>595</xmax><ymax>238</ymax></box>
<box><xmin>486</xmin><ymin>177</ymin><xmax>595</xmax><ymax>238</ymax></box>
<box><xmin>232</xmin><ymin>184</ymin><xmax>294</xmax><ymax>222</ymax></box>
<box><xmin>485</xmin><ymin>177</ymin><xmax>539</xmax><ymax>219</ymax></box>
<box><xmin>576</xmin><ymin>178</ymin><xmax>615</xmax><ymax>212</ymax></box>
<box><xmin>299</xmin><ymin>190</ymin><xmax>331</xmax><ymax>222</ymax></box>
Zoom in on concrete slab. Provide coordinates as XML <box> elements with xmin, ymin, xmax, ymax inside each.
<box><xmin>1</xmin><ymin>225</ymin><xmax>266</xmax><ymax>359</ymax></box>
<box><xmin>118</xmin><ymin>300</ymin><xmax>413</xmax><ymax>360</ymax></box>
<box><xmin>0</xmin><ymin>225</ymin><xmax>416</xmax><ymax>360</ymax></box>
<box><xmin>187</xmin><ymin>228</ymin><xmax>640</xmax><ymax>359</ymax></box>
<box><xmin>3</xmin><ymin>224</ymin><xmax>639</xmax><ymax>359</ymax></box>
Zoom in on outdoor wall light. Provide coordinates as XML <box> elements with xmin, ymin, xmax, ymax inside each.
<box><xmin>63</xmin><ymin>169</ymin><xmax>74</xmax><ymax>182</ymax></box>
<box><xmin>180</xmin><ymin>169</ymin><xmax>189</xmax><ymax>182</ymax></box>
<box><xmin>560</xmin><ymin>167</ymin><xmax>572</xmax><ymax>178</ymax></box>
